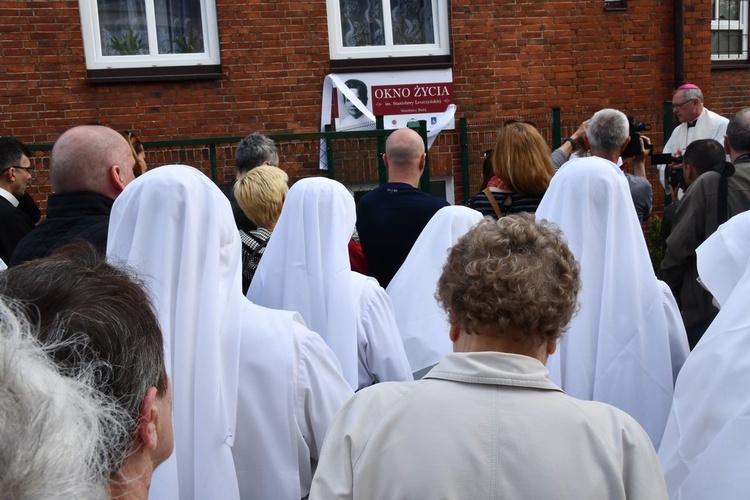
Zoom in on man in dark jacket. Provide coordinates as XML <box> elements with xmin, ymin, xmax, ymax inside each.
<box><xmin>10</xmin><ymin>125</ymin><xmax>136</xmax><ymax>266</ymax></box>
<box><xmin>0</xmin><ymin>137</ymin><xmax>41</xmax><ymax>263</ymax></box>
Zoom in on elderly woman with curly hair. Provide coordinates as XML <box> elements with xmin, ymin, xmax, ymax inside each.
<box><xmin>466</xmin><ymin>122</ymin><xmax>555</xmax><ymax>218</ymax></box>
<box><xmin>310</xmin><ymin>214</ymin><xmax>668</xmax><ymax>500</ymax></box>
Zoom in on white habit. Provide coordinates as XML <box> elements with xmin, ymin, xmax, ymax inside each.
<box><xmin>659</xmin><ymin>210</ymin><xmax>750</xmax><ymax>499</ymax></box>
<box><xmin>535</xmin><ymin>156</ymin><xmax>689</xmax><ymax>448</ymax></box>
<box><xmin>386</xmin><ymin>205</ymin><xmax>483</xmax><ymax>377</ymax></box>
<box><xmin>659</xmin><ymin>108</ymin><xmax>729</xmax><ymax>189</ymax></box>
<box><xmin>310</xmin><ymin>352</ymin><xmax>668</xmax><ymax>499</ymax></box>
<box><xmin>248</xmin><ymin>177</ymin><xmax>412</xmax><ymax>391</ymax></box>
<box><xmin>107</xmin><ymin>165</ymin><xmax>352</xmax><ymax>500</ymax></box>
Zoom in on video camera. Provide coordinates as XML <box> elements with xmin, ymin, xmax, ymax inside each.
<box><xmin>650</xmin><ymin>153</ymin><xmax>685</xmax><ymax>190</ymax></box>
<box><xmin>621</xmin><ymin>118</ymin><xmax>652</xmax><ymax>158</ymax></box>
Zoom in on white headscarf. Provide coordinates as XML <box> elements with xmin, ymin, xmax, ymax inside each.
<box><xmin>386</xmin><ymin>205</ymin><xmax>483</xmax><ymax>374</ymax></box>
<box><xmin>107</xmin><ymin>165</ymin><xmax>241</xmax><ymax>500</ymax></box>
<box><xmin>535</xmin><ymin>156</ymin><xmax>687</xmax><ymax>448</ymax></box>
<box><xmin>248</xmin><ymin>177</ymin><xmax>359</xmax><ymax>388</ymax></box>
<box><xmin>659</xmin><ymin>210</ymin><xmax>750</xmax><ymax>499</ymax></box>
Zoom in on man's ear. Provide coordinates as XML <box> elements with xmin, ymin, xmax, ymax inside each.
<box><xmin>110</xmin><ymin>164</ymin><xmax>127</xmax><ymax>193</ymax></box>
<box><xmin>137</xmin><ymin>387</ymin><xmax>160</xmax><ymax>451</ymax></box>
<box><xmin>619</xmin><ymin>135</ymin><xmax>632</xmax><ymax>155</ymax></box>
<box><xmin>449</xmin><ymin>320</ymin><xmax>460</xmax><ymax>344</ymax></box>
<box><xmin>725</xmin><ymin>135</ymin><xmax>731</xmax><ymax>155</ymax></box>
<box><xmin>418</xmin><ymin>152</ymin><xmax>426</xmax><ymax>172</ymax></box>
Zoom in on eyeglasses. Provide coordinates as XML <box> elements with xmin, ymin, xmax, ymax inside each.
<box><xmin>1</xmin><ymin>165</ymin><xmax>34</xmax><ymax>174</ymax></box>
<box><xmin>672</xmin><ymin>99</ymin><xmax>695</xmax><ymax>110</ymax></box>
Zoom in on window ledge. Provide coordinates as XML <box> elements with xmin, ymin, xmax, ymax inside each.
<box><xmin>711</xmin><ymin>61</ymin><xmax>750</xmax><ymax>70</ymax></box>
<box><xmin>86</xmin><ymin>65</ymin><xmax>222</xmax><ymax>84</ymax></box>
<box><xmin>330</xmin><ymin>55</ymin><xmax>452</xmax><ymax>73</ymax></box>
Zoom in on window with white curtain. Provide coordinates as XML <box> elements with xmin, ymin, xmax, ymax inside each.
<box><xmin>79</xmin><ymin>0</ymin><xmax>220</xmax><ymax>72</ymax></box>
<box><xmin>326</xmin><ymin>0</ymin><xmax>450</xmax><ymax>61</ymax></box>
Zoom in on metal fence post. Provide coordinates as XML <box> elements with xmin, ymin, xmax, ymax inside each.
<box><xmin>408</xmin><ymin>120</ymin><xmax>430</xmax><ymax>193</ymax></box>
<box><xmin>209</xmin><ymin>143</ymin><xmax>218</xmax><ymax>182</ymax></box>
<box><xmin>376</xmin><ymin>115</ymin><xmax>387</xmax><ymax>185</ymax></box>
<box><xmin>552</xmin><ymin>107</ymin><xmax>562</xmax><ymax>149</ymax></box>
<box><xmin>324</xmin><ymin>124</ymin><xmax>335</xmax><ymax>180</ymax></box>
<box><xmin>460</xmin><ymin>117</ymin><xmax>470</xmax><ymax>204</ymax></box>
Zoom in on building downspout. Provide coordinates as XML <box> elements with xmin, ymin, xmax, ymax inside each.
<box><xmin>674</xmin><ymin>0</ymin><xmax>686</xmax><ymax>86</ymax></box>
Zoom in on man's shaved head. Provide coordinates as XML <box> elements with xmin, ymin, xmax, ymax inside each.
<box><xmin>50</xmin><ymin>125</ymin><xmax>135</xmax><ymax>195</ymax></box>
<box><xmin>385</xmin><ymin>128</ymin><xmax>425</xmax><ymax>169</ymax></box>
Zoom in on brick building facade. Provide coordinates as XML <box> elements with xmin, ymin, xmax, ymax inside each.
<box><xmin>1</xmin><ymin>0</ymin><xmax>748</xmax><ymax>209</ymax></box>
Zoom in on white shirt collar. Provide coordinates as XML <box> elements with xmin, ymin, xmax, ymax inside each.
<box><xmin>0</xmin><ymin>186</ymin><xmax>19</xmax><ymax>207</ymax></box>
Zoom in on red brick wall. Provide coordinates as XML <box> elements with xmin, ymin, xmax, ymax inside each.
<box><xmin>1</xmin><ymin>0</ymin><xmax>739</xmax><ymax>203</ymax></box>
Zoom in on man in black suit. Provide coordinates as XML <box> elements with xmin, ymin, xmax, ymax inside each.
<box><xmin>0</xmin><ymin>137</ymin><xmax>40</xmax><ymax>264</ymax></box>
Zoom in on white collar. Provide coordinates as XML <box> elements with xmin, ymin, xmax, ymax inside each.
<box><xmin>0</xmin><ymin>186</ymin><xmax>19</xmax><ymax>207</ymax></box>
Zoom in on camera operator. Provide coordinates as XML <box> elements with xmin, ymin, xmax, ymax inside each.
<box><xmin>659</xmin><ymin>108</ymin><xmax>750</xmax><ymax>349</ymax></box>
<box><xmin>629</xmin><ymin>133</ymin><xmax>653</xmax><ymax>223</ymax></box>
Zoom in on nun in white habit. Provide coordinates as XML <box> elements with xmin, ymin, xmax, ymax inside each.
<box><xmin>386</xmin><ymin>205</ymin><xmax>483</xmax><ymax>378</ymax></box>
<box><xmin>248</xmin><ymin>176</ymin><xmax>412</xmax><ymax>391</ymax></box>
<box><xmin>534</xmin><ymin>157</ymin><xmax>689</xmax><ymax>448</ymax></box>
<box><xmin>107</xmin><ymin>165</ymin><xmax>352</xmax><ymax>500</ymax></box>
<box><xmin>659</xmin><ymin>210</ymin><xmax>750</xmax><ymax>500</ymax></box>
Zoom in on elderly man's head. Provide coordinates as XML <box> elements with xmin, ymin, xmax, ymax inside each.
<box><xmin>726</xmin><ymin>107</ymin><xmax>750</xmax><ymax>159</ymax></box>
<box><xmin>50</xmin><ymin>125</ymin><xmax>136</xmax><ymax>199</ymax></box>
<box><xmin>235</xmin><ymin>132</ymin><xmax>279</xmax><ymax>178</ymax></box>
<box><xmin>437</xmin><ymin>214</ymin><xmax>580</xmax><ymax>354</ymax></box>
<box><xmin>0</xmin><ymin>243</ymin><xmax>172</xmax><ymax>492</ymax></box>
<box><xmin>672</xmin><ymin>84</ymin><xmax>705</xmax><ymax>124</ymax></box>
<box><xmin>585</xmin><ymin>109</ymin><xmax>630</xmax><ymax>159</ymax></box>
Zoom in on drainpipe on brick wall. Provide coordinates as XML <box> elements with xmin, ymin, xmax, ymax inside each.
<box><xmin>674</xmin><ymin>0</ymin><xmax>686</xmax><ymax>87</ymax></box>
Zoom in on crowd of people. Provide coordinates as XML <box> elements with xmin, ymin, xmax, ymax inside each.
<box><xmin>1</xmin><ymin>83</ymin><xmax>750</xmax><ymax>499</ymax></box>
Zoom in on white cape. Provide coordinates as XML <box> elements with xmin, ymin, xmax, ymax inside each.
<box><xmin>248</xmin><ymin>177</ymin><xmax>411</xmax><ymax>390</ymax></box>
<box><xmin>659</xmin><ymin>210</ymin><xmax>750</xmax><ymax>499</ymax></box>
<box><xmin>107</xmin><ymin>166</ymin><xmax>352</xmax><ymax>499</ymax></box>
<box><xmin>386</xmin><ymin>205</ymin><xmax>483</xmax><ymax>375</ymax></box>
<box><xmin>535</xmin><ymin>156</ymin><xmax>688</xmax><ymax>448</ymax></box>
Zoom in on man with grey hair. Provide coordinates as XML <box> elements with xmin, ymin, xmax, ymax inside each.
<box><xmin>582</xmin><ymin>108</ymin><xmax>653</xmax><ymax>222</ymax></box>
<box><xmin>222</xmin><ymin>131</ymin><xmax>279</xmax><ymax>231</ymax></box>
<box><xmin>2</xmin><ymin>243</ymin><xmax>173</xmax><ymax>498</ymax></box>
<box><xmin>659</xmin><ymin>107</ymin><xmax>750</xmax><ymax>348</ymax></box>
<box><xmin>660</xmin><ymin>83</ymin><xmax>729</xmax><ymax>191</ymax></box>
<box><xmin>10</xmin><ymin>125</ymin><xmax>136</xmax><ymax>265</ymax></box>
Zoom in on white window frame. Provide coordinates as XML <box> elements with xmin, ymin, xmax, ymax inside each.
<box><xmin>78</xmin><ymin>0</ymin><xmax>220</xmax><ymax>70</ymax></box>
<box><xmin>711</xmin><ymin>0</ymin><xmax>748</xmax><ymax>61</ymax></box>
<box><xmin>326</xmin><ymin>0</ymin><xmax>450</xmax><ymax>61</ymax></box>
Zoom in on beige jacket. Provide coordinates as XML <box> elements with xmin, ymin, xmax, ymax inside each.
<box><xmin>310</xmin><ymin>352</ymin><xmax>668</xmax><ymax>500</ymax></box>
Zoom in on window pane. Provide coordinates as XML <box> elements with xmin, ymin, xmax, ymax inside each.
<box><xmin>391</xmin><ymin>0</ymin><xmax>435</xmax><ymax>45</ymax></box>
<box><xmin>712</xmin><ymin>29</ymin><xmax>744</xmax><ymax>55</ymax></box>
<box><xmin>155</xmin><ymin>0</ymin><xmax>205</xmax><ymax>54</ymax></box>
<box><xmin>339</xmin><ymin>0</ymin><xmax>385</xmax><ymax>47</ymax></box>
<box><xmin>98</xmin><ymin>0</ymin><xmax>149</xmax><ymax>55</ymax></box>
<box><xmin>718</xmin><ymin>0</ymin><xmax>740</xmax><ymax>20</ymax></box>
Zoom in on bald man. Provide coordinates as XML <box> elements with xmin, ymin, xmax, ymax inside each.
<box><xmin>356</xmin><ymin>127</ymin><xmax>449</xmax><ymax>288</ymax></box>
<box><xmin>11</xmin><ymin>125</ymin><xmax>136</xmax><ymax>266</ymax></box>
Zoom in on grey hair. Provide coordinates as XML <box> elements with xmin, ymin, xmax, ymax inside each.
<box><xmin>675</xmin><ymin>87</ymin><xmax>704</xmax><ymax>103</ymax></box>
<box><xmin>0</xmin><ymin>297</ymin><xmax>127</xmax><ymax>499</ymax></box>
<box><xmin>235</xmin><ymin>132</ymin><xmax>279</xmax><ymax>173</ymax></box>
<box><xmin>727</xmin><ymin>107</ymin><xmax>750</xmax><ymax>152</ymax></box>
<box><xmin>586</xmin><ymin>108</ymin><xmax>629</xmax><ymax>154</ymax></box>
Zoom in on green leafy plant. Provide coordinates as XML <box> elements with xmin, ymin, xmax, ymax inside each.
<box><xmin>109</xmin><ymin>29</ymin><xmax>146</xmax><ymax>56</ymax></box>
<box><xmin>171</xmin><ymin>33</ymin><xmax>203</xmax><ymax>54</ymax></box>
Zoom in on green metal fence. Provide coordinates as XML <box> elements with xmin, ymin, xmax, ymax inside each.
<box><xmin>23</xmin><ymin>105</ymin><xmax>679</xmax><ymax>214</ymax></box>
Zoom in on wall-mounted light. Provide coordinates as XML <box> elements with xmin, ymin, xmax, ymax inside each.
<box><xmin>604</xmin><ymin>0</ymin><xmax>627</xmax><ymax>11</ymax></box>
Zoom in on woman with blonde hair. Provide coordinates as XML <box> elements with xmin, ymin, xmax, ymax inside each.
<box><xmin>466</xmin><ymin>122</ymin><xmax>554</xmax><ymax>218</ymax></box>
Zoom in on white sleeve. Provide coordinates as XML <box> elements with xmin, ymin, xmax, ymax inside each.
<box><xmin>295</xmin><ymin>327</ymin><xmax>353</xmax><ymax>482</ymax></box>
<box><xmin>358</xmin><ymin>282</ymin><xmax>413</xmax><ymax>388</ymax></box>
